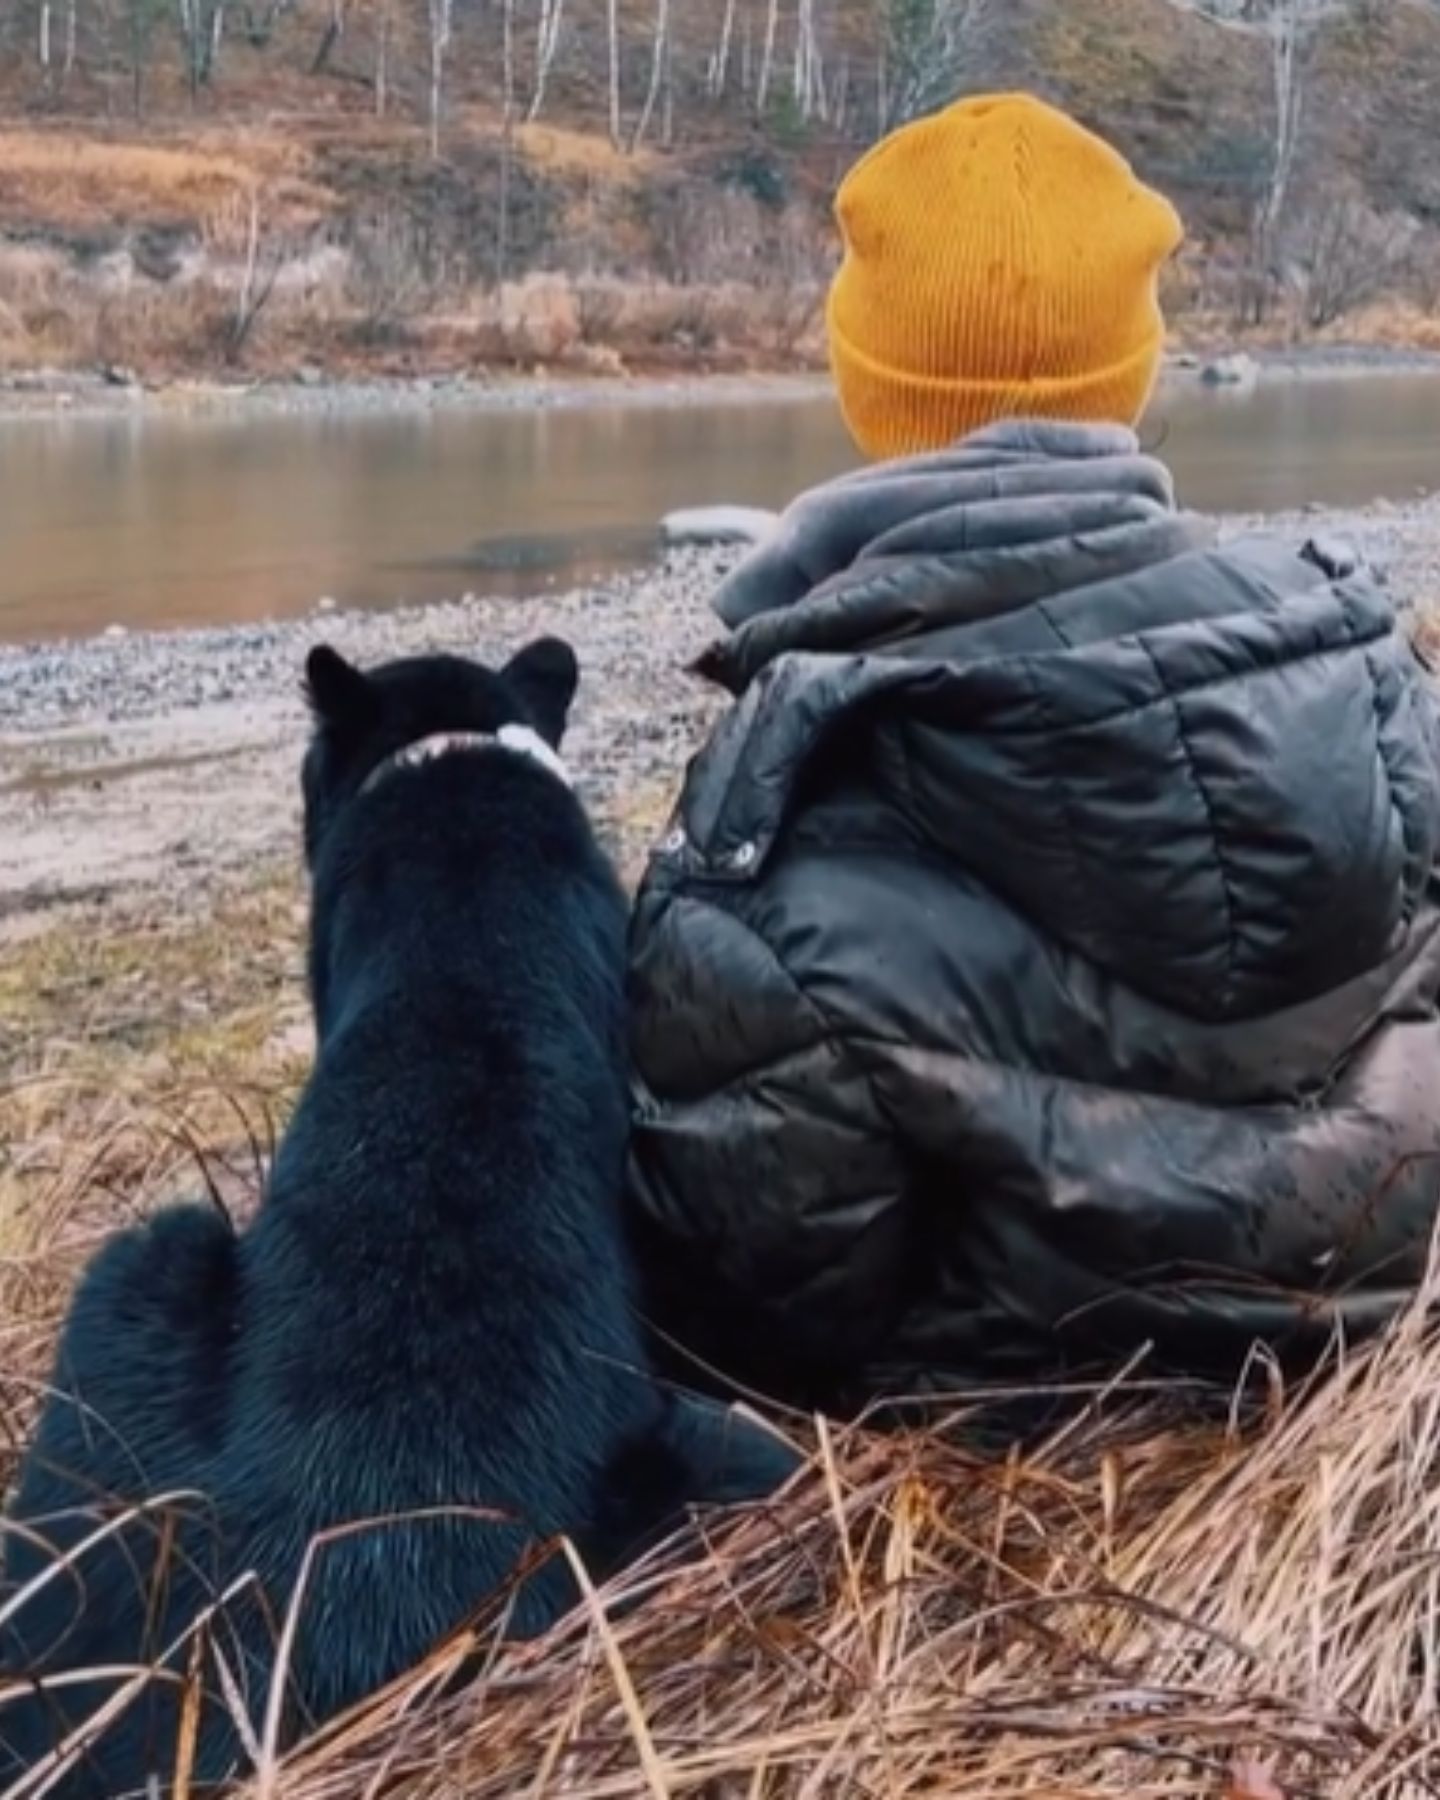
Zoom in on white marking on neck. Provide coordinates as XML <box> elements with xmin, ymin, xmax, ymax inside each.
<box><xmin>362</xmin><ymin>726</ymin><xmax>571</xmax><ymax>797</ymax></box>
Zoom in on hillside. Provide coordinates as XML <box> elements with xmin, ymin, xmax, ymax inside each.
<box><xmin>0</xmin><ymin>0</ymin><xmax>1438</xmax><ymax>378</ymax></box>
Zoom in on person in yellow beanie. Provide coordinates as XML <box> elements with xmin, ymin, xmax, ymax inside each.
<box><xmin>829</xmin><ymin>92</ymin><xmax>1184</xmax><ymax>457</ymax></box>
<box><xmin>624</xmin><ymin>95</ymin><xmax>1440</xmax><ymax>1415</ymax></box>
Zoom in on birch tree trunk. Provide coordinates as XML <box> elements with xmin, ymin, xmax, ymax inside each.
<box><xmin>707</xmin><ymin>0</ymin><xmax>738</xmax><ymax>99</ymax></box>
<box><xmin>793</xmin><ymin>0</ymin><xmax>822</xmax><ymax>118</ymax></box>
<box><xmin>310</xmin><ymin>0</ymin><xmax>347</xmax><ymax>74</ymax></box>
<box><xmin>529</xmin><ymin>0</ymin><xmax>566</xmax><ymax>123</ymax></box>
<box><xmin>209</xmin><ymin>0</ymin><xmax>226</xmax><ymax>77</ymax></box>
<box><xmin>374</xmin><ymin>0</ymin><xmax>390</xmax><ymax>113</ymax></box>
<box><xmin>426</xmin><ymin>0</ymin><xmax>454</xmax><ymax>159</ymax></box>
<box><xmin>756</xmin><ymin>0</ymin><xmax>780</xmax><ymax>114</ymax></box>
<box><xmin>1155</xmin><ymin>0</ymin><xmax>1347</xmax><ymax>320</ymax></box>
<box><xmin>630</xmin><ymin>0</ymin><xmax>671</xmax><ymax>152</ymax></box>
<box><xmin>496</xmin><ymin>0</ymin><xmax>516</xmax><ymax>284</ymax></box>
<box><xmin>606</xmin><ymin>0</ymin><xmax>622</xmax><ymax>146</ymax></box>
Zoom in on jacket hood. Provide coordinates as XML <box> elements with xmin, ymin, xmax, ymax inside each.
<box><xmin>679</xmin><ymin>423</ymin><xmax>1440</xmax><ymax>1024</ymax></box>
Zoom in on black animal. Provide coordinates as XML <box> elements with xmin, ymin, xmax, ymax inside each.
<box><xmin>2</xmin><ymin>641</ymin><xmax>795</xmax><ymax>1798</ymax></box>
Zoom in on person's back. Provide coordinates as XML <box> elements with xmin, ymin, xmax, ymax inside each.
<box><xmin>625</xmin><ymin>95</ymin><xmax>1440</xmax><ymax>1410</ymax></box>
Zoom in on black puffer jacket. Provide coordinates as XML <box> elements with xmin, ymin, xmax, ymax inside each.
<box><xmin>626</xmin><ymin>422</ymin><xmax>1440</xmax><ymax>1407</ymax></box>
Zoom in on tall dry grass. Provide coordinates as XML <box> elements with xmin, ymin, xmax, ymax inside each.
<box><xmin>3</xmin><ymin>1073</ymin><xmax>1439</xmax><ymax>1797</ymax></box>
<box><xmin>0</xmin><ymin>131</ymin><xmax>327</xmax><ymax>244</ymax></box>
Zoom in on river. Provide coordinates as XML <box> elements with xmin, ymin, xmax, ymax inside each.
<box><xmin>2</xmin><ymin>371</ymin><xmax>1439</xmax><ymax>643</ymax></box>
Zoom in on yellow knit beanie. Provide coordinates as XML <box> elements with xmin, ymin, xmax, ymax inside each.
<box><xmin>828</xmin><ymin>93</ymin><xmax>1184</xmax><ymax>459</ymax></box>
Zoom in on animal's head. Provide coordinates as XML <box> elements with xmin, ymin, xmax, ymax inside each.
<box><xmin>300</xmin><ymin>638</ymin><xmax>580</xmax><ymax>864</ymax></box>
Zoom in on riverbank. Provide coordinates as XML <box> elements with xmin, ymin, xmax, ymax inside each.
<box><xmin>2</xmin><ymin>345</ymin><xmax>1440</xmax><ymax>427</ymax></box>
<box><xmin>0</xmin><ymin>546</ymin><xmax>740</xmax><ymax>935</ymax></box>
<box><xmin>3</xmin><ymin>487</ymin><xmax>1439</xmax><ymax>941</ymax></box>
<box><xmin>0</xmin><ymin>366</ymin><xmax>837</xmax><ymax>426</ymax></box>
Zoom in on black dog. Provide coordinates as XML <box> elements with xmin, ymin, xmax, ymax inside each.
<box><xmin>2</xmin><ymin>640</ymin><xmax>795</xmax><ymax>1798</ymax></box>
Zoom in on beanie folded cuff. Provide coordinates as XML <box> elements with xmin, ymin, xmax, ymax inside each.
<box><xmin>828</xmin><ymin>305</ymin><xmax>1166</xmax><ymax>461</ymax></box>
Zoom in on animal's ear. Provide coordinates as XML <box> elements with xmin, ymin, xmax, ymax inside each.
<box><xmin>503</xmin><ymin>637</ymin><xmax>579</xmax><ymax>747</ymax></box>
<box><xmin>305</xmin><ymin>645</ymin><xmax>376</xmax><ymax>732</ymax></box>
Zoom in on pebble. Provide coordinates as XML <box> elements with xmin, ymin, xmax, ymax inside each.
<box><xmin>0</xmin><ymin>551</ymin><xmax>741</xmax><ymax>744</ymax></box>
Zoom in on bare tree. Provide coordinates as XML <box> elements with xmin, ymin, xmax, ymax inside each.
<box><xmin>529</xmin><ymin>0</ymin><xmax>566</xmax><ymax>121</ymax></box>
<box><xmin>236</xmin><ymin>0</ymin><xmax>294</xmax><ymax>44</ymax></box>
<box><xmin>606</xmin><ymin>0</ymin><xmax>621</xmax><ymax>145</ymax></box>
<box><xmin>426</xmin><ymin>0</ymin><xmax>454</xmax><ymax>158</ymax></box>
<box><xmin>831</xmin><ymin>49</ymin><xmax>851</xmax><ymax>131</ymax></box>
<box><xmin>225</xmin><ymin>187</ymin><xmax>292</xmax><ymax>361</ymax></box>
<box><xmin>706</xmin><ymin>0</ymin><xmax>738</xmax><ymax>99</ymax></box>
<box><xmin>347</xmin><ymin>206</ymin><xmax>440</xmax><ymax>336</ymax></box>
<box><xmin>756</xmin><ymin>0</ymin><xmax>781</xmax><ymax>114</ymax></box>
<box><xmin>497</xmin><ymin>0</ymin><xmax>517</xmax><ymax>282</ymax></box>
<box><xmin>1288</xmin><ymin>187</ymin><xmax>1416</xmax><ymax>327</ymax></box>
<box><xmin>793</xmin><ymin>0</ymin><xmax>826</xmax><ymax>121</ymax></box>
<box><xmin>374</xmin><ymin>0</ymin><xmax>391</xmax><ymax>114</ymax></box>
<box><xmin>630</xmin><ymin>0</ymin><xmax>670</xmax><ymax>152</ymax></box>
<box><xmin>177</xmin><ymin>0</ymin><xmax>228</xmax><ymax>94</ymax></box>
<box><xmin>126</xmin><ymin>0</ymin><xmax>165</xmax><ymax>114</ymax></box>
<box><xmin>310</xmin><ymin>0</ymin><xmax>348</xmax><ymax>76</ymax></box>
<box><xmin>1158</xmin><ymin>0</ymin><xmax>1352</xmax><ymax>319</ymax></box>
<box><xmin>879</xmin><ymin>0</ymin><xmax>991</xmax><ymax>130</ymax></box>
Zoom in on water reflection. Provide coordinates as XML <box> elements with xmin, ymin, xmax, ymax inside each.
<box><xmin>0</xmin><ymin>373</ymin><xmax>1437</xmax><ymax>641</ymax></box>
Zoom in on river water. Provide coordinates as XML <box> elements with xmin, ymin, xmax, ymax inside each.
<box><xmin>1</xmin><ymin>372</ymin><xmax>1438</xmax><ymax>643</ymax></box>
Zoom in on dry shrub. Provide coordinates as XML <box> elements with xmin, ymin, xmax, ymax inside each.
<box><xmin>396</xmin><ymin>275</ymin><xmax>815</xmax><ymax>372</ymax></box>
<box><xmin>574</xmin><ymin>275</ymin><xmax>630</xmax><ymax>346</ymax></box>
<box><xmin>1335</xmin><ymin>300</ymin><xmax>1440</xmax><ymax>355</ymax></box>
<box><xmin>0</xmin><ymin>300</ymin><xmax>35</xmax><ymax>368</ymax></box>
<box><xmin>0</xmin><ymin>231</ymin><xmax>342</xmax><ymax>374</ymax></box>
<box><xmin>344</xmin><ymin>208</ymin><xmax>445</xmax><ymax>334</ymax></box>
<box><xmin>570</xmin><ymin>277</ymin><xmax>822</xmax><ymax>365</ymax></box>
<box><xmin>0</xmin><ymin>245</ymin><xmax>71</xmax><ymax>368</ymax></box>
<box><xmin>1287</xmin><ymin>190</ymin><xmax>1419</xmax><ymax>333</ymax></box>
<box><xmin>498</xmin><ymin>272</ymin><xmax>582</xmax><ymax>362</ymax></box>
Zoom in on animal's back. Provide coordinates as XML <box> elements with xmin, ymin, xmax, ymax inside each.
<box><xmin>219</xmin><ymin>746</ymin><xmax>646</xmax><ymax>1713</ymax></box>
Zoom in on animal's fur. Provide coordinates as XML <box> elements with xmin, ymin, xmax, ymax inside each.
<box><xmin>2</xmin><ymin>641</ymin><xmax>795</xmax><ymax>1798</ymax></box>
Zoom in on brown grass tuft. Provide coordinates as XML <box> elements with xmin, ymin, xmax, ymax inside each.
<box><xmin>232</xmin><ymin>1297</ymin><xmax>1440</xmax><ymax>1798</ymax></box>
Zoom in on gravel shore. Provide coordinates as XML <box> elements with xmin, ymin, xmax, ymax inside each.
<box><xmin>1</xmin><ymin>344</ymin><xmax>1436</xmax><ymax>427</ymax></box>
<box><xmin>0</xmin><ymin>368</ymin><xmax>833</xmax><ymax>427</ymax></box>
<box><xmin>0</xmin><ymin>548</ymin><xmax>742</xmax><ymax>927</ymax></box>
<box><xmin>3</xmin><ymin>490</ymin><xmax>1439</xmax><ymax>935</ymax></box>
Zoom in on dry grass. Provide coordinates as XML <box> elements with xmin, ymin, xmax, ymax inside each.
<box><xmin>0</xmin><ymin>129</ymin><xmax>330</xmax><ymax>244</ymax></box>
<box><xmin>1330</xmin><ymin>302</ymin><xmax>1440</xmax><ymax>357</ymax></box>
<box><xmin>0</xmin><ymin>230</ymin><xmax>825</xmax><ymax>377</ymax></box>
<box><xmin>511</xmin><ymin>120</ymin><xmax>657</xmax><ymax>182</ymax></box>
<box><xmin>249</xmin><ymin>1312</ymin><xmax>1440</xmax><ymax>1799</ymax></box>
<box><xmin>0</xmin><ymin>874</ymin><xmax>308</xmax><ymax>1263</ymax></box>
<box><xmin>3</xmin><ymin>882</ymin><xmax>1440</xmax><ymax>1796</ymax></box>
<box><xmin>5</xmin><ymin>1251</ymin><xmax>1440</xmax><ymax>1796</ymax></box>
